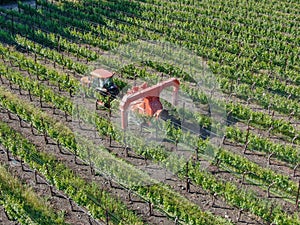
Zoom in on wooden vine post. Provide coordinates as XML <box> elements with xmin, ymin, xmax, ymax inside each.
<box><xmin>6</xmin><ymin>148</ymin><xmax>10</xmax><ymax>161</ymax></box>
<box><xmin>186</xmin><ymin>161</ymin><xmax>190</xmax><ymax>193</ymax></box>
<box><xmin>237</xmin><ymin>209</ymin><xmax>243</xmax><ymax>222</ymax></box>
<box><xmin>34</xmin><ymin>169</ymin><xmax>39</xmax><ymax>184</ymax></box>
<box><xmin>182</xmin><ymin>102</ymin><xmax>185</xmax><ymax>124</ymax></box>
<box><xmin>296</xmin><ymin>179</ymin><xmax>300</xmax><ymax>209</ymax></box>
<box><xmin>27</xmin><ymin>88</ymin><xmax>32</xmax><ymax>101</ymax></box>
<box><xmin>243</xmin><ymin>140</ymin><xmax>249</xmax><ymax>154</ymax></box>
<box><xmin>267</xmin><ymin>182</ymin><xmax>276</xmax><ymax>198</ymax></box>
<box><xmin>87</xmin><ymin>147</ymin><xmax>95</xmax><ymax>175</ymax></box>
<box><xmin>109</xmin><ymin>129</ymin><xmax>112</xmax><ymax>147</ymax></box>
<box><xmin>148</xmin><ymin>202</ymin><xmax>153</xmax><ymax>216</ymax></box>
<box><xmin>267</xmin><ymin>152</ymin><xmax>274</xmax><ymax>165</ymax></box>
<box><xmin>222</xmin><ymin>134</ymin><xmax>226</xmax><ymax>145</ymax></box>
<box><xmin>195</xmin><ymin>146</ymin><xmax>199</xmax><ymax>161</ymax></box>
<box><xmin>105</xmin><ymin>209</ymin><xmax>109</xmax><ymax>225</ymax></box>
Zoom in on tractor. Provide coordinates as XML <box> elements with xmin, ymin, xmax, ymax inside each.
<box><xmin>81</xmin><ymin>69</ymin><xmax>181</xmax><ymax>128</ymax></box>
<box><xmin>80</xmin><ymin>69</ymin><xmax>119</xmax><ymax>108</ymax></box>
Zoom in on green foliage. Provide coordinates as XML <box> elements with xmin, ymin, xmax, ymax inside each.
<box><xmin>0</xmin><ymin>164</ymin><xmax>68</xmax><ymax>225</ymax></box>
<box><xmin>0</xmin><ymin>121</ymin><xmax>143</xmax><ymax>225</ymax></box>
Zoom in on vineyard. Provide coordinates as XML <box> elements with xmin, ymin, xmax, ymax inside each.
<box><xmin>0</xmin><ymin>0</ymin><xmax>299</xmax><ymax>224</ymax></box>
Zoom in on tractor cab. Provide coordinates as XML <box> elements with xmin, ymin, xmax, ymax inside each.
<box><xmin>90</xmin><ymin>69</ymin><xmax>114</xmax><ymax>92</ymax></box>
<box><xmin>81</xmin><ymin>68</ymin><xmax>119</xmax><ymax>108</ymax></box>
